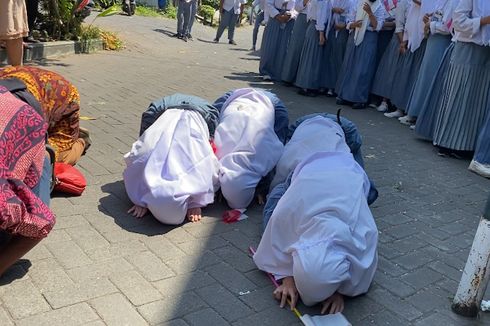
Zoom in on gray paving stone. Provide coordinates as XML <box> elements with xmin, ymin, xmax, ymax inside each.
<box><xmin>90</xmin><ymin>293</ymin><xmax>148</xmax><ymax>326</ymax></box>
<box><xmin>392</xmin><ymin>251</ymin><xmax>435</xmax><ymax>270</ymax></box>
<box><xmin>183</xmin><ymin>308</ymin><xmax>229</xmax><ymax>326</ymax></box>
<box><xmin>428</xmin><ymin>261</ymin><xmax>463</xmax><ymax>282</ymax></box>
<box><xmin>166</xmin><ymin>251</ymin><xmax>222</xmax><ymax>275</ymax></box>
<box><xmin>0</xmin><ymin>306</ymin><xmax>13</xmax><ymax>325</ymax></box>
<box><xmin>374</xmin><ymin>272</ymin><xmax>417</xmax><ymax>297</ymax></box>
<box><xmin>176</xmin><ymin>236</ymin><xmax>229</xmax><ymax>256</ymax></box>
<box><xmin>238</xmin><ymin>285</ymin><xmax>277</xmax><ymax>312</ymax></box>
<box><xmin>153</xmin><ymin>271</ymin><xmax>216</xmax><ymax>299</ymax></box>
<box><xmin>27</xmin><ymin>258</ymin><xmax>75</xmax><ymax>293</ymax></box>
<box><xmin>195</xmin><ymin>283</ymin><xmax>254</xmax><ymax>322</ymax></box>
<box><xmin>231</xmin><ymin>306</ymin><xmax>297</xmax><ymax>326</ymax></box>
<box><xmin>85</xmin><ymin>239</ymin><xmax>148</xmax><ymax>261</ymax></box>
<box><xmin>213</xmin><ymin>245</ymin><xmax>256</xmax><ymax>273</ymax></box>
<box><xmin>66</xmin><ymin>257</ymin><xmax>134</xmax><ymax>282</ymax></box>
<box><xmin>45</xmin><ymin>240</ymin><xmax>92</xmax><ymax>269</ymax></box>
<box><xmin>1</xmin><ymin>280</ymin><xmax>51</xmax><ymax>319</ymax></box>
<box><xmin>342</xmin><ymin>295</ymin><xmax>384</xmax><ymax>322</ymax></box>
<box><xmin>16</xmin><ymin>303</ymin><xmax>99</xmax><ymax>326</ymax></box>
<box><xmin>367</xmin><ymin>288</ymin><xmax>423</xmax><ymax>321</ymax></box>
<box><xmin>400</xmin><ymin>267</ymin><xmax>445</xmax><ymax>291</ymax></box>
<box><xmin>156</xmin><ymin>319</ymin><xmax>189</xmax><ymax>326</ymax></box>
<box><xmin>22</xmin><ymin>244</ymin><xmax>53</xmax><ymax>261</ymax></box>
<box><xmin>205</xmin><ymin>262</ymin><xmax>257</xmax><ymax>295</ymax></box>
<box><xmin>138</xmin><ymin>292</ymin><xmax>208</xmax><ymax>325</ymax></box>
<box><xmin>142</xmin><ymin>237</ymin><xmax>188</xmax><ymax>262</ymax></box>
<box><xmin>414</xmin><ymin>312</ymin><xmax>469</xmax><ymax>326</ymax></box>
<box><xmin>52</xmin><ymin>214</ymin><xmax>90</xmax><ymax>230</ymax></box>
<box><xmin>126</xmin><ymin>250</ymin><xmax>175</xmax><ymax>281</ymax></box>
<box><xmin>406</xmin><ymin>288</ymin><xmax>452</xmax><ymax>314</ymax></box>
<box><xmin>362</xmin><ymin>309</ymin><xmax>409</xmax><ymax>325</ymax></box>
<box><xmin>110</xmin><ymin>270</ymin><xmax>163</xmax><ymax>306</ymax></box>
<box><xmin>65</xmin><ymin>225</ymin><xmax>110</xmax><ymax>251</ymax></box>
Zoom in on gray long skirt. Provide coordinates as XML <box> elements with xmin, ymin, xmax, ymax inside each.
<box><xmin>259</xmin><ymin>17</ymin><xmax>294</xmax><ymax>81</ymax></box>
<box><xmin>433</xmin><ymin>42</ymin><xmax>490</xmax><ymax>151</ymax></box>
<box><xmin>321</xmin><ymin>28</ymin><xmax>349</xmax><ymax>89</ymax></box>
<box><xmin>391</xmin><ymin>39</ymin><xmax>427</xmax><ymax>111</ymax></box>
<box><xmin>406</xmin><ymin>34</ymin><xmax>452</xmax><ymax>118</ymax></box>
<box><xmin>295</xmin><ymin>21</ymin><xmax>325</xmax><ymax>90</ymax></box>
<box><xmin>415</xmin><ymin>43</ymin><xmax>455</xmax><ymax>140</ymax></box>
<box><xmin>375</xmin><ymin>29</ymin><xmax>394</xmax><ymax>68</ymax></box>
<box><xmin>371</xmin><ymin>34</ymin><xmax>401</xmax><ymax>99</ymax></box>
<box><xmin>336</xmin><ymin>31</ymin><xmax>378</xmax><ymax>104</ymax></box>
<box><xmin>281</xmin><ymin>13</ymin><xmax>308</xmax><ymax>83</ymax></box>
<box><xmin>475</xmin><ymin>112</ymin><xmax>490</xmax><ymax>164</ymax></box>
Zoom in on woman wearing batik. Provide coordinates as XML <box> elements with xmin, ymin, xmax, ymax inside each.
<box><xmin>280</xmin><ymin>0</ymin><xmax>310</xmax><ymax>84</ymax></box>
<box><xmin>384</xmin><ymin>0</ymin><xmax>428</xmax><ymax>119</ymax></box>
<box><xmin>294</xmin><ymin>0</ymin><xmax>332</xmax><ymax>96</ymax></box>
<box><xmin>0</xmin><ymin>66</ymin><xmax>90</xmax><ymax>166</ymax></box>
<box><xmin>335</xmin><ymin>0</ymin><xmax>385</xmax><ymax>109</ymax></box>
<box><xmin>403</xmin><ymin>0</ymin><xmax>457</xmax><ymax>127</ymax></box>
<box><xmin>213</xmin><ymin>88</ymin><xmax>285</xmax><ymax>209</ymax></box>
<box><xmin>254</xmin><ymin>119</ymin><xmax>378</xmax><ymax>313</ymax></box>
<box><xmin>432</xmin><ymin>0</ymin><xmax>490</xmax><ymax>157</ymax></box>
<box><xmin>0</xmin><ymin>86</ymin><xmax>56</xmax><ymax>278</ymax></box>
<box><xmin>259</xmin><ymin>0</ymin><xmax>296</xmax><ymax>81</ymax></box>
<box><xmin>124</xmin><ymin>94</ymin><xmax>220</xmax><ymax>224</ymax></box>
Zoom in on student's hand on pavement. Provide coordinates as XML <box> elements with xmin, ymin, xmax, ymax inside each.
<box><xmin>273</xmin><ymin>276</ymin><xmax>298</xmax><ymax>310</ymax></box>
<box><xmin>362</xmin><ymin>3</ymin><xmax>372</xmax><ymax>16</ymax></box>
<box><xmin>128</xmin><ymin>205</ymin><xmax>148</xmax><ymax>218</ymax></box>
<box><xmin>321</xmin><ymin>292</ymin><xmax>345</xmax><ymax>314</ymax></box>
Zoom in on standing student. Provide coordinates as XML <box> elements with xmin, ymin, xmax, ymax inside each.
<box><xmin>335</xmin><ymin>0</ymin><xmax>385</xmax><ymax>109</ymax></box>
<box><xmin>403</xmin><ymin>0</ymin><xmax>457</xmax><ymax>126</ymax></box>
<box><xmin>175</xmin><ymin>0</ymin><xmax>193</xmax><ymax>41</ymax></box>
<box><xmin>321</xmin><ymin>0</ymin><xmax>353</xmax><ymax>96</ymax></box>
<box><xmin>281</xmin><ymin>0</ymin><xmax>310</xmax><ymax>84</ymax></box>
<box><xmin>0</xmin><ymin>0</ymin><xmax>29</xmax><ymax>66</ymax></box>
<box><xmin>371</xmin><ymin>0</ymin><xmax>407</xmax><ymax>112</ymax></box>
<box><xmin>432</xmin><ymin>0</ymin><xmax>490</xmax><ymax>154</ymax></box>
<box><xmin>252</xmin><ymin>0</ymin><xmax>268</xmax><ymax>50</ymax></box>
<box><xmin>385</xmin><ymin>0</ymin><xmax>428</xmax><ymax>119</ymax></box>
<box><xmin>214</xmin><ymin>0</ymin><xmax>247</xmax><ymax>44</ymax></box>
<box><xmin>295</xmin><ymin>0</ymin><xmax>332</xmax><ymax>95</ymax></box>
<box><xmin>259</xmin><ymin>0</ymin><xmax>297</xmax><ymax>81</ymax></box>
<box><xmin>187</xmin><ymin>0</ymin><xmax>198</xmax><ymax>40</ymax></box>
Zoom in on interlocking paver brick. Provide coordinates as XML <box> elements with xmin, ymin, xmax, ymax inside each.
<box><xmin>27</xmin><ymin>258</ymin><xmax>75</xmax><ymax>293</ymax></box>
<box><xmin>126</xmin><ymin>250</ymin><xmax>175</xmax><ymax>281</ymax></box>
<box><xmin>90</xmin><ymin>293</ymin><xmax>148</xmax><ymax>326</ymax></box>
<box><xmin>231</xmin><ymin>306</ymin><xmax>297</xmax><ymax>326</ymax></box>
<box><xmin>52</xmin><ymin>214</ymin><xmax>90</xmax><ymax>230</ymax></box>
<box><xmin>16</xmin><ymin>303</ymin><xmax>99</xmax><ymax>326</ymax></box>
<box><xmin>65</xmin><ymin>226</ymin><xmax>110</xmax><ymax>251</ymax></box>
<box><xmin>406</xmin><ymin>288</ymin><xmax>452</xmax><ymax>314</ymax></box>
<box><xmin>110</xmin><ymin>270</ymin><xmax>163</xmax><ymax>306</ymax></box>
<box><xmin>183</xmin><ymin>308</ymin><xmax>229</xmax><ymax>326</ymax></box>
<box><xmin>367</xmin><ymin>288</ymin><xmax>423</xmax><ymax>321</ymax></box>
<box><xmin>45</xmin><ymin>240</ymin><xmax>92</xmax><ymax>269</ymax></box>
<box><xmin>22</xmin><ymin>244</ymin><xmax>53</xmax><ymax>262</ymax></box>
<box><xmin>1</xmin><ymin>280</ymin><xmax>50</xmax><ymax>319</ymax></box>
<box><xmin>213</xmin><ymin>245</ymin><xmax>256</xmax><ymax>273</ymax></box>
<box><xmin>0</xmin><ymin>306</ymin><xmax>13</xmax><ymax>325</ymax></box>
<box><xmin>85</xmin><ymin>239</ymin><xmax>148</xmax><ymax>261</ymax></box>
<box><xmin>66</xmin><ymin>257</ymin><xmax>134</xmax><ymax>282</ymax></box>
<box><xmin>142</xmin><ymin>237</ymin><xmax>187</xmax><ymax>262</ymax></box>
<box><xmin>176</xmin><ymin>236</ymin><xmax>228</xmax><ymax>256</ymax></box>
<box><xmin>138</xmin><ymin>292</ymin><xmax>208</xmax><ymax>325</ymax></box>
<box><xmin>205</xmin><ymin>262</ymin><xmax>257</xmax><ymax>295</ymax></box>
<box><xmin>195</xmin><ymin>283</ymin><xmax>254</xmax><ymax>322</ymax></box>
<box><xmin>374</xmin><ymin>272</ymin><xmax>417</xmax><ymax>297</ymax></box>
<box><xmin>153</xmin><ymin>271</ymin><xmax>216</xmax><ymax>299</ymax></box>
<box><xmin>166</xmin><ymin>251</ymin><xmax>222</xmax><ymax>275</ymax></box>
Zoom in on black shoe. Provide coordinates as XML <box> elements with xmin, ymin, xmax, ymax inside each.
<box><xmin>336</xmin><ymin>98</ymin><xmax>350</xmax><ymax>105</ymax></box>
<box><xmin>171</xmin><ymin>33</ymin><xmax>181</xmax><ymax>38</ymax></box>
<box><xmin>251</xmin><ymin>46</ymin><xmax>256</xmax><ymax>51</ymax></box>
<box><xmin>352</xmin><ymin>102</ymin><xmax>367</xmax><ymax>109</ymax></box>
<box><xmin>182</xmin><ymin>35</ymin><xmax>188</xmax><ymax>42</ymax></box>
<box><xmin>214</xmin><ymin>38</ymin><xmax>219</xmax><ymax>43</ymax></box>
<box><xmin>298</xmin><ymin>89</ymin><xmax>317</xmax><ymax>97</ymax></box>
<box><xmin>282</xmin><ymin>81</ymin><xmax>293</xmax><ymax>87</ymax></box>
<box><xmin>229</xmin><ymin>40</ymin><xmax>237</xmax><ymax>45</ymax></box>
<box><xmin>187</xmin><ymin>34</ymin><xmax>193</xmax><ymax>41</ymax></box>
<box><xmin>326</xmin><ymin>89</ymin><xmax>336</xmax><ymax>97</ymax></box>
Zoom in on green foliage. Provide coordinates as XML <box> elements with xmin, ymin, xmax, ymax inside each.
<box><xmin>198</xmin><ymin>5</ymin><xmax>215</xmax><ymax>21</ymax></box>
<box><xmin>39</xmin><ymin>0</ymin><xmax>86</xmax><ymax>40</ymax></box>
<box><xmin>163</xmin><ymin>5</ymin><xmax>177</xmax><ymax>19</ymax></box>
<box><xmin>201</xmin><ymin>0</ymin><xmax>219</xmax><ymax>9</ymax></box>
<box><xmin>94</xmin><ymin>0</ymin><xmax>117</xmax><ymax>9</ymax></box>
<box><xmin>132</xmin><ymin>4</ymin><xmax>176</xmax><ymax>19</ymax></box>
<box><xmin>80</xmin><ymin>25</ymin><xmax>124</xmax><ymax>51</ymax></box>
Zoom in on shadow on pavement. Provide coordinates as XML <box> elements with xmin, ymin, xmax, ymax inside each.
<box><xmin>153</xmin><ymin>28</ymin><xmax>178</xmax><ymax>38</ymax></box>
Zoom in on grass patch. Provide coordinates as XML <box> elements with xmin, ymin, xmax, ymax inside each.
<box><xmin>80</xmin><ymin>25</ymin><xmax>124</xmax><ymax>51</ymax></box>
<box><xmin>134</xmin><ymin>4</ymin><xmax>177</xmax><ymax>19</ymax></box>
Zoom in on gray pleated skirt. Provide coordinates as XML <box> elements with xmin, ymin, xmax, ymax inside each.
<box><xmin>433</xmin><ymin>41</ymin><xmax>490</xmax><ymax>151</ymax></box>
<box><xmin>295</xmin><ymin>21</ymin><xmax>325</xmax><ymax>90</ymax></box>
<box><xmin>376</xmin><ymin>29</ymin><xmax>394</xmax><ymax>68</ymax></box>
<box><xmin>475</xmin><ymin>113</ymin><xmax>490</xmax><ymax>164</ymax></box>
<box><xmin>281</xmin><ymin>13</ymin><xmax>308</xmax><ymax>83</ymax></box>
<box><xmin>259</xmin><ymin>17</ymin><xmax>294</xmax><ymax>81</ymax></box>
<box><xmin>321</xmin><ymin>28</ymin><xmax>349</xmax><ymax>89</ymax></box>
<box><xmin>406</xmin><ymin>34</ymin><xmax>452</xmax><ymax>118</ymax></box>
<box><xmin>415</xmin><ymin>42</ymin><xmax>455</xmax><ymax>140</ymax></box>
<box><xmin>391</xmin><ymin>39</ymin><xmax>427</xmax><ymax>111</ymax></box>
<box><xmin>336</xmin><ymin>31</ymin><xmax>378</xmax><ymax>104</ymax></box>
<box><xmin>371</xmin><ymin>34</ymin><xmax>400</xmax><ymax>99</ymax></box>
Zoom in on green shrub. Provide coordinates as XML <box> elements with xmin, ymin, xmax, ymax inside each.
<box><xmin>163</xmin><ymin>5</ymin><xmax>177</xmax><ymax>19</ymax></box>
<box><xmin>198</xmin><ymin>4</ymin><xmax>215</xmax><ymax>21</ymax></box>
<box><xmin>201</xmin><ymin>0</ymin><xmax>219</xmax><ymax>9</ymax></box>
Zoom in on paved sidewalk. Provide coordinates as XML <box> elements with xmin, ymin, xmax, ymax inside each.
<box><xmin>1</xmin><ymin>13</ymin><xmax>489</xmax><ymax>326</ymax></box>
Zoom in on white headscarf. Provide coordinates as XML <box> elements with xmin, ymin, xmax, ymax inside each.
<box><xmin>254</xmin><ymin>150</ymin><xmax>378</xmax><ymax>306</ymax></box>
<box><xmin>404</xmin><ymin>1</ymin><xmax>427</xmax><ymax>52</ymax></box>
<box><xmin>123</xmin><ymin>110</ymin><xmax>219</xmax><ymax>225</ymax></box>
<box><xmin>354</xmin><ymin>0</ymin><xmax>382</xmax><ymax>46</ymax></box>
<box><xmin>270</xmin><ymin>116</ymin><xmax>350</xmax><ymax>190</ymax></box>
<box><xmin>215</xmin><ymin>88</ymin><xmax>284</xmax><ymax>209</ymax></box>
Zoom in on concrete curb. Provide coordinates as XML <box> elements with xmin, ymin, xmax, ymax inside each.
<box><xmin>0</xmin><ymin>39</ymin><xmax>103</xmax><ymax>64</ymax></box>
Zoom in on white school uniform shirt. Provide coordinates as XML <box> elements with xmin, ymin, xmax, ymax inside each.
<box><xmin>223</xmin><ymin>0</ymin><xmax>247</xmax><ymax>14</ymax></box>
<box><xmin>429</xmin><ymin>0</ymin><xmax>458</xmax><ymax>35</ymax></box>
<box><xmin>214</xmin><ymin>88</ymin><xmax>284</xmax><ymax>210</ymax></box>
<box><xmin>453</xmin><ymin>0</ymin><xmax>490</xmax><ymax>46</ymax></box>
<box><xmin>347</xmin><ymin>0</ymin><xmax>385</xmax><ymax>45</ymax></box>
<box><xmin>254</xmin><ymin>149</ymin><xmax>378</xmax><ymax>306</ymax></box>
<box><xmin>307</xmin><ymin>0</ymin><xmax>332</xmax><ymax>31</ymax></box>
<box><xmin>295</xmin><ymin>0</ymin><xmax>310</xmax><ymax>14</ymax></box>
<box><xmin>266</xmin><ymin>0</ymin><xmax>297</xmax><ymax>19</ymax></box>
<box><xmin>395</xmin><ymin>0</ymin><xmax>409</xmax><ymax>33</ymax></box>
<box><xmin>123</xmin><ymin>110</ymin><xmax>219</xmax><ymax>225</ymax></box>
<box><xmin>328</xmin><ymin>0</ymin><xmax>354</xmax><ymax>37</ymax></box>
<box><xmin>253</xmin><ymin>0</ymin><xmax>270</xmax><ymax>22</ymax></box>
<box><xmin>404</xmin><ymin>1</ymin><xmax>426</xmax><ymax>52</ymax></box>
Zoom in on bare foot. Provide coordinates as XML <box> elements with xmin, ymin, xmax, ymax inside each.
<box><xmin>127</xmin><ymin>205</ymin><xmax>148</xmax><ymax>218</ymax></box>
<box><xmin>321</xmin><ymin>292</ymin><xmax>344</xmax><ymax>314</ymax></box>
<box><xmin>187</xmin><ymin>207</ymin><xmax>202</xmax><ymax>223</ymax></box>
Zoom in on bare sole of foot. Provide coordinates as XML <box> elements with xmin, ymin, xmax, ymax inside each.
<box><xmin>187</xmin><ymin>207</ymin><xmax>202</xmax><ymax>223</ymax></box>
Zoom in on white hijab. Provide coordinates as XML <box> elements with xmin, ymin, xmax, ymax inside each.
<box><xmin>354</xmin><ymin>0</ymin><xmax>381</xmax><ymax>46</ymax></box>
<box><xmin>215</xmin><ymin>88</ymin><xmax>284</xmax><ymax>209</ymax></box>
<box><xmin>404</xmin><ymin>1</ymin><xmax>427</xmax><ymax>52</ymax></box>
<box><xmin>123</xmin><ymin>110</ymin><xmax>219</xmax><ymax>225</ymax></box>
<box><xmin>270</xmin><ymin>116</ymin><xmax>350</xmax><ymax>190</ymax></box>
<box><xmin>254</xmin><ymin>151</ymin><xmax>378</xmax><ymax>306</ymax></box>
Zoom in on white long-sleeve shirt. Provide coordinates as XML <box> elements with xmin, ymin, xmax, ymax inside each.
<box><xmin>429</xmin><ymin>0</ymin><xmax>458</xmax><ymax>35</ymax></box>
<box><xmin>395</xmin><ymin>0</ymin><xmax>409</xmax><ymax>33</ymax></box>
<box><xmin>266</xmin><ymin>0</ymin><xmax>297</xmax><ymax>18</ymax></box>
<box><xmin>329</xmin><ymin>0</ymin><xmax>354</xmax><ymax>29</ymax></box>
<box><xmin>253</xmin><ymin>0</ymin><xmax>266</xmax><ymax>11</ymax></box>
<box><xmin>346</xmin><ymin>0</ymin><xmax>386</xmax><ymax>32</ymax></box>
<box><xmin>295</xmin><ymin>0</ymin><xmax>310</xmax><ymax>14</ymax></box>
<box><xmin>223</xmin><ymin>0</ymin><xmax>247</xmax><ymax>14</ymax></box>
<box><xmin>307</xmin><ymin>0</ymin><xmax>333</xmax><ymax>30</ymax></box>
<box><xmin>453</xmin><ymin>0</ymin><xmax>490</xmax><ymax>46</ymax></box>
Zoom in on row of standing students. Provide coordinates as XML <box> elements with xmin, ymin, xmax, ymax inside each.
<box><xmin>258</xmin><ymin>0</ymin><xmax>490</xmax><ymax>179</ymax></box>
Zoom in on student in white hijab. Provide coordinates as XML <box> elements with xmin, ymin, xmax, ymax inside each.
<box><xmin>123</xmin><ymin>95</ymin><xmax>220</xmax><ymax>224</ymax></box>
<box><xmin>254</xmin><ymin>117</ymin><xmax>378</xmax><ymax>314</ymax></box>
